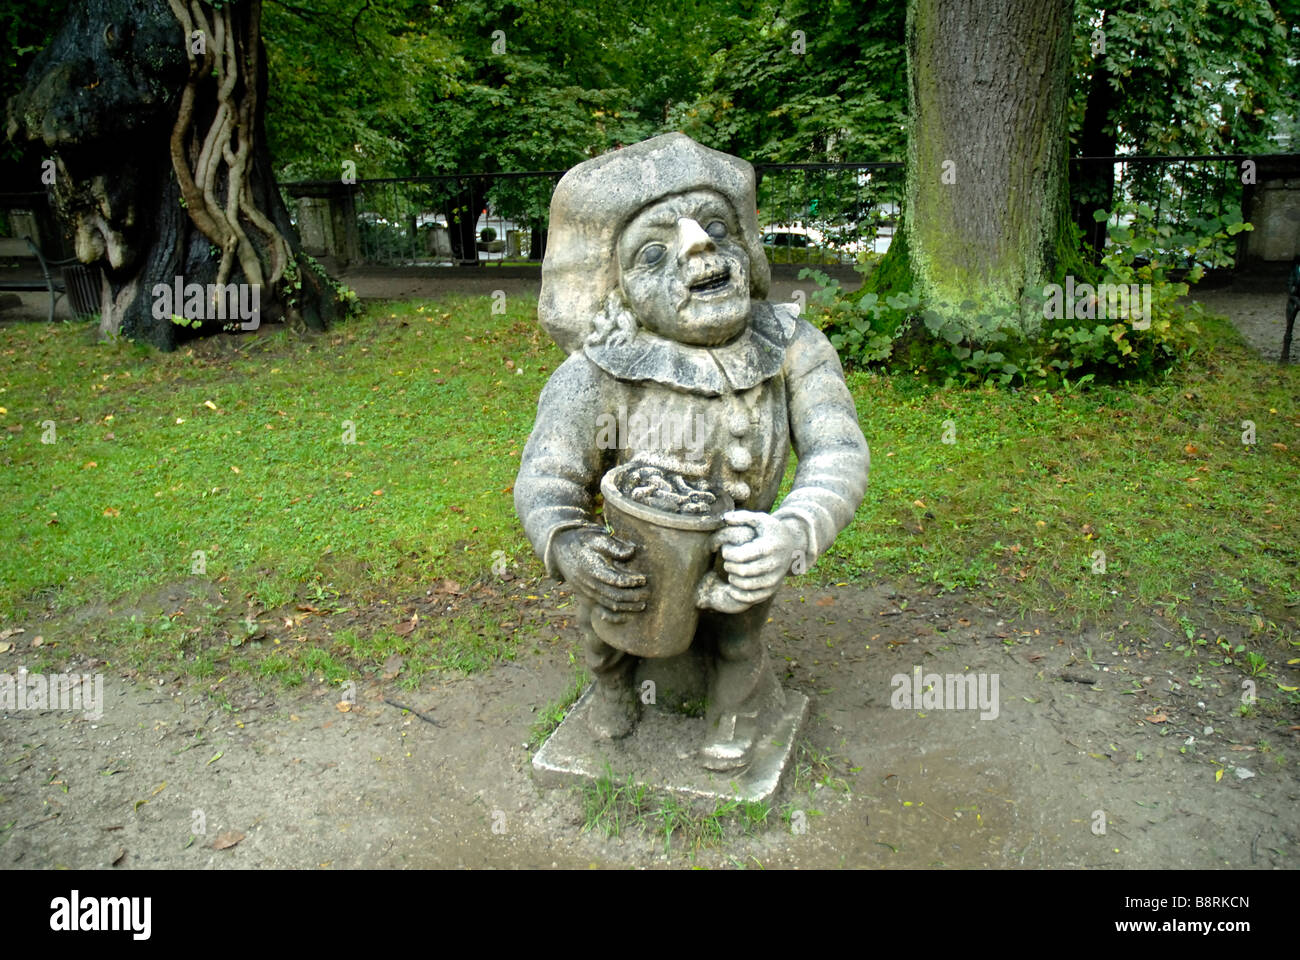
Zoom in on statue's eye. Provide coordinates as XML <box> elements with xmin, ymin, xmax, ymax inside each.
<box><xmin>705</xmin><ymin>220</ymin><xmax>727</xmax><ymax>239</ymax></box>
<box><xmin>639</xmin><ymin>243</ymin><xmax>666</xmax><ymax>266</ymax></box>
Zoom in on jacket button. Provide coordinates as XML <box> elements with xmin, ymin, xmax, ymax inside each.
<box><xmin>725</xmin><ymin>479</ymin><xmax>751</xmax><ymax>502</ymax></box>
<box><xmin>726</xmin><ymin>445</ymin><xmax>752</xmax><ymax>471</ymax></box>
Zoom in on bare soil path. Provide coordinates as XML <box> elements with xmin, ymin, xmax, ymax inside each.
<box><xmin>3</xmin><ymin>578</ymin><xmax>1295</xmax><ymax>869</ymax></box>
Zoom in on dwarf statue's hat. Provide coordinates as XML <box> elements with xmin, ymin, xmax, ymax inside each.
<box><xmin>539</xmin><ymin>133</ymin><xmax>771</xmax><ymax>355</ymax></box>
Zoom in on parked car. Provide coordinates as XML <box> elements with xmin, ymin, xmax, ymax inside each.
<box><xmin>760</xmin><ymin>224</ymin><xmax>844</xmax><ymax>264</ymax></box>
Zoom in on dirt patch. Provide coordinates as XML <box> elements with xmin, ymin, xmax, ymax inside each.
<box><xmin>2</xmin><ymin>578</ymin><xmax>1295</xmax><ymax>869</ymax></box>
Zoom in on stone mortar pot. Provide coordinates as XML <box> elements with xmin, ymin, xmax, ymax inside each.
<box><xmin>594</xmin><ymin>462</ymin><xmax>733</xmax><ymax>657</ymax></box>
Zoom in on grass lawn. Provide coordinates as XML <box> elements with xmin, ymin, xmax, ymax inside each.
<box><xmin>1</xmin><ymin>294</ymin><xmax>1296</xmax><ymax>686</ymax></box>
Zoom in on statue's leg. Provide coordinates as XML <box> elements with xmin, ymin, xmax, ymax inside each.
<box><xmin>577</xmin><ymin>598</ymin><xmax>640</xmax><ymax>739</ymax></box>
<box><xmin>698</xmin><ymin>597</ymin><xmax>784</xmax><ymax>771</ymax></box>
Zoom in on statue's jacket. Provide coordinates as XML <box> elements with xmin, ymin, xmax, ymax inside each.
<box><xmin>515</xmin><ymin>302</ymin><xmax>871</xmax><ymax>579</ymax></box>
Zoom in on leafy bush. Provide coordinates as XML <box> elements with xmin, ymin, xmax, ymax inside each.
<box><xmin>479</xmin><ymin>226</ymin><xmax>497</xmax><ymax>242</ymax></box>
<box><xmin>811</xmin><ymin>204</ymin><xmax>1251</xmax><ymax>388</ymax></box>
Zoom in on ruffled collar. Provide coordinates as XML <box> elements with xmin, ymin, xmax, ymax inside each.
<box><xmin>583</xmin><ymin>301</ymin><xmax>799</xmax><ymax>396</ymax></box>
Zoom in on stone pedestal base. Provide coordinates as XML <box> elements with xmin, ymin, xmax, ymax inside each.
<box><xmin>532</xmin><ymin>680</ymin><xmax>808</xmax><ymax>805</ymax></box>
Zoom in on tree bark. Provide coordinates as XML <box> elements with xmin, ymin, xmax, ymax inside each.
<box><xmin>6</xmin><ymin>0</ymin><xmax>345</xmax><ymax>349</ymax></box>
<box><xmin>1073</xmin><ymin>11</ymin><xmax>1117</xmax><ymax>261</ymax></box>
<box><xmin>903</xmin><ymin>0</ymin><xmax>1073</xmax><ymax>333</ymax></box>
<box><xmin>441</xmin><ymin>180</ymin><xmax>484</xmax><ymax>265</ymax></box>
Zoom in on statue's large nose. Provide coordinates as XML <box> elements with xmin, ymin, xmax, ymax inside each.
<box><xmin>676</xmin><ymin>218</ymin><xmax>713</xmax><ymax>260</ymax></box>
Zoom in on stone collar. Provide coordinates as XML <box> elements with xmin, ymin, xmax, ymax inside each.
<box><xmin>583</xmin><ymin>302</ymin><xmax>799</xmax><ymax>396</ymax></box>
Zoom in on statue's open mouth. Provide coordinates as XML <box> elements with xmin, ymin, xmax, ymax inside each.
<box><xmin>688</xmin><ymin>267</ymin><xmax>731</xmax><ymax>296</ymax></box>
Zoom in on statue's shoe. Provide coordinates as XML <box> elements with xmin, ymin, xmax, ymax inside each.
<box><xmin>699</xmin><ymin>709</ymin><xmax>760</xmax><ymax>771</ymax></box>
<box><xmin>587</xmin><ymin>681</ymin><xmax>639</xmax><ymax>740</ymax></box>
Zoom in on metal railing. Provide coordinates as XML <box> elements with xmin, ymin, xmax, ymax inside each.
<box><xmin>1072</xmin><ymin>155</ymin><xmax>1253</xmax><ymax>266</ymax></box>
<box><xmin>283</xmin><ymin>156</ymin><xmax>1274</xmax><ymax>270</ymax></box>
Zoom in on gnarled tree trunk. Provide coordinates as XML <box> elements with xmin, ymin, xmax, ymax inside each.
<box><xmin>6</xmin><ymin>0</ymin><xmax>346</xmax><ymax>349</ymax></box>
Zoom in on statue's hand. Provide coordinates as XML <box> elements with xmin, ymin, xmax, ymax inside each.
<box><xmin>552</xmin><ymin>526</ymin><xmax>649</xmax><ymax>621</ymax></box>
<box><xmin>698</xmin><ymin>510</ymin><xmax>797</xmax><ymax>611</ymax></box>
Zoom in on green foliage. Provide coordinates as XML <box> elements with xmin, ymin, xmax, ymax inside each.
<box><xmin>818</xmin><ymin>204</ymin><xmax>1251</xmax><ymax>388</ymax></box>
<box><xmin>1070</xmin><ymin>0</ymin><xmax>1298</xmax><ymax>156</ymax></box>
<box><xmin>0</xmin><ymin>0</ymin><xmax>73</xmax><ymax>165</ymax></box>
<box><xmin>669</xmin><ymin>0</ymin><xmax>907</xmax><ymax>162</ymax></box>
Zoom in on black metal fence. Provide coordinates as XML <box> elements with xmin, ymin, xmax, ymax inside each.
<box><xmin>1073</xmin><ymin>155</ymin><xmax>1251</xmax><ymax>266</ymax></box>
<box><xmin>282</xmin><ymin>155</ymin><xmax>1266</xmax><ymax>270</ymax></box>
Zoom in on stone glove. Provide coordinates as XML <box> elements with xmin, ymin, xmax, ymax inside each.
<box><xmin>551</xmin><ymin>525</ymin><xmax>649</xmax><ymax>623</ymax></box>
<box><xmin>696</xmin><ymin>510</ymin><xmax>804</xmax><ymax>612</ymax></box>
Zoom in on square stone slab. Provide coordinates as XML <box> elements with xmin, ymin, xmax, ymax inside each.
<box><xmin>532</xmin><ymin>685</ymin><xmax>809</xmax><ymax>804</ymax></box>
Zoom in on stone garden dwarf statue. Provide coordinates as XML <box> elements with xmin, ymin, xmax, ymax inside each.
<box><xmin>515</xmin><ymin>133</ymin><xmax>868</xmax><ymax>772</ymax></box>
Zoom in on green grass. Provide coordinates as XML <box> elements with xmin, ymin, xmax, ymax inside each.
<box><xmin>528</xmin><ymin>669</ymin><xmax>590</xmax><ymax>751</ymax></box>
<box><xmin>0</xmin><ymin>295</ymin><xmax>556</xmax><ymax>620</ymax></box>
<box><xmin>578</xmin><ymin>765</ymin><xmax>772</xmax><ymax>857</ymax></box>
<box><xmin>804</xmin><ymin>311</ymin><xmax>1300</xmax><ymax>630</ymax></box>
<box><xmin>1</xmin><ymin>293</ymin><xmax>1297</xmax><ymax>683</ymax></box>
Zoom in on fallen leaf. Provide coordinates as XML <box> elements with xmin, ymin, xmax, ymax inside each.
<box><xmin>336</xmin><ymin>701</ymin><xmax>352</xmax><ymax>713</ymax></box>
<box><xmin>1145</xmin><ymin>710</ymin><xmax>1169</xmax><ymax>723</ymax></box>
<box><xmin>31</xmin><ymin>636</ymin><xmax>43</xmax><ymax>648</ymax></box>
<box><xmin>111</xmin><ymin>847</ymin><xmax>126</xmax><ymax>867</ymax></box>
<box><xmin>212</xmin><ymin>830</ymin><xmax>244</xmax><ymax>850</ymax></box>
<box><xmin>1215</xmin><ymin>768</ymin><xmax>1223</xmax><ymax>782</ymax></box>
<box><xmin>394</xmin><ymin>616</ymin><xmax>417</xmax><ymax>636</ymax></box>
<box><xmin>0</xmin><ymin>628</ymin><xmax>23</xmax><ymax>642</ymax></box>
<box><xmin>204</xmin><ymin>400</ymin><xmax>217</xmax><ymax>410</ymax></box>
<box><xmin>815</xmin><ymin>595</ymin><xmax>834</xmax><ymax>607</ymax></box>
<box><xmin>0</xmin><ymin>642</ymin><xmax>11</xmax><ymax>654</ymax></box>
<box><xmin>382</xmin><ymin>654</ymin><xmax>405</xmax><ymax>680</ymax></box>
<box><xmin>957</xmin><ymin>618</ymin><xmax>971</xmax><ymax>627</ymax></box>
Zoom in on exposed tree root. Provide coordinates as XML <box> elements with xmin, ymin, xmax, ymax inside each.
<box><xmin>165</xmin><ymin>0</ymin><xmax>288</xmax><ymax>300</ymax></box>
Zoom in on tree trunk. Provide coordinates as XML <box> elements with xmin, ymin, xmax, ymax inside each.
<box><xmin>6</xmin><ymin>0</ymin><xmax>345</xmax><ymax>350</ymax></box>
<box><xmin>903</xmin><ymin>0</ymin><xmax>1073</xmax><ymax>333</ymax></box>
<box><xmin>1073</xmin><ymin>11</ymin><xmax>1117</xmax><ymax>262</ymax></box>
<box><xmin>441</xmin><ymin>180</ymin><xmax>484</xmax><ymax>265</ymax></box>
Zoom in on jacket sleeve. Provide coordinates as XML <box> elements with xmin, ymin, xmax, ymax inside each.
<box><xmin>514</xmin><ymin>354</ymin><xmax>611</xmax><ymax>579</ymax></box>
<box><xmin>772</xmin><ymin>319</ymin><xmax>870</xmax><ymax>567</ymax></box>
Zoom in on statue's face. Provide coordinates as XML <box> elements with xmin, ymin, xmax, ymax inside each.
<box><xmin>616</xmin><ymin>189</ymin><xmax>751</xmax><ymax>346</ymax></box>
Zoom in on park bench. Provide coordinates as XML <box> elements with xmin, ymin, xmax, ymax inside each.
<box><xmin>0</xmin><ymin>234</ymin><xmax>101</xmax><ymax>323</ymax></box>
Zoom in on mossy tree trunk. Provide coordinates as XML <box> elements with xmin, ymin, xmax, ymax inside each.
<box><xmin>899</xmin><ymin>0</ymin><xmax>1073</xmax><ymax>333</ymax></box>
<box><xmin>6</xmin><ymin>0</ymin><xmax>343</xmax><ymax>350</ymax></box>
